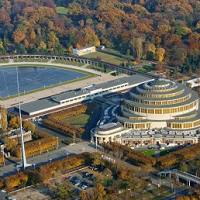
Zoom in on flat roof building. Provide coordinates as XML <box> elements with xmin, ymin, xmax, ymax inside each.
<box><xmin>15</xmin><ymin>75</ymin><xmax>153</xmax><ymax>117</ymax></box>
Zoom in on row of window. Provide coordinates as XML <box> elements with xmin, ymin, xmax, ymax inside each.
<box><xmin>139</xmin><ymin>89</ymin><xmax>184</xmax><ymax>99</ymax></box>
<box><xmin>124</xmin><ymin>122</ymin><xmax>151</xmax><ymax>129</ymax></box>
<box><xmin>124</xmin><ymin>100</ymin><xmax>198</xmax><ymax>114</ymax></box>
<box><xmin>60</xmin><ymin>84</ymin><xmax>128</xmax><ymax>104</ymax></box>
<box><xmin>147</xmin><ymin>85</ymin><xmax>177</xmax><ymax>93</ymax></box>
<box><xmin>174</xmin><ymin>114</ymin><xmax>197</xmax><ymax>121</ymax></box>
<box><xmin>132</xmin><ymin>94</ymin><xmax>190</xmax><ymax>105</ymax></box>
<box><xmin>167</xmin><ymin>119</ymin><xmax>200</xmax><ymax>129</ymax></box>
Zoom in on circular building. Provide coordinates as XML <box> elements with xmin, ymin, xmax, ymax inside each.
<box><xmin>91</xmin><ymin>123</ymin><xmax>128</xmax><ymax>143</ymax></box>
<box><xmin>117</xmin><ymin>79</ymin><xmax>200</xmax><ymax>132</ymax></box>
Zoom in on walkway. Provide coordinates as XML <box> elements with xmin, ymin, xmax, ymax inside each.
<box><xmin>0</xmin><ymin>62</ymin><xmax>128</xmax><ymax>108</ymax></box>
<box><xmin>0</xmin><ymin>141</ymin><xmax>95</xmax><ymax>178</ymax></box>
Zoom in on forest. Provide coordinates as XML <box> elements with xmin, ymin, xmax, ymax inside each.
<box><xmin>0</xmin><ymin>0</ymin><xmax>200</xmax><ymax>73</ymax></box>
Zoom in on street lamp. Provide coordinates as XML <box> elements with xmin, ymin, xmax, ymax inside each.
<box><xmin>39</xmin><ymin>142</ymin><xmax>41</xmax><ymax>154</ymax></box>
<box><xmin>56</xmin><ymin>137</ymin><xmax>59</xmax><ymax>149</ymax></box>
<box><xmin>73</xmin><ymin>132</ymin><xmax>76</xmax><ymax>144</ymax></box>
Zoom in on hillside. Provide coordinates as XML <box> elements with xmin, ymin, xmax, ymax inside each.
<box><xmin>0</xmin><ymin>0</ymin><xmax>200</xmax><ymax>73</ymax></box>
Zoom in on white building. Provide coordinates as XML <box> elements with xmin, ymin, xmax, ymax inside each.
<box><xmin>72</xmin><ymin>45</ymin><xmax>96</xmax><ymax>56</ymax></box>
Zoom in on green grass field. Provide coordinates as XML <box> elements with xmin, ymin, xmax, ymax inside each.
<box><xmin>56</xmin><ymin>6</ymin><xmax>68</xmax><ymax>15</ymax></box>
<box><xmin>14</xmin><ymin>59</ymin><xmax>50</xmax><ymax>63</ymax></box>
<box><xmin>138</xmin><ymin>150</ymin><xmax>155</xmax><ymax>156</ymax></box>
<box><xmin>63</xmin><ymin>114</ymin><xmax>90</xmax><ymax>125</ymax></box>
<box><xmin>83</xmin><ymin>52</ymin><xmax>127</xmax><ymax>65</ymax></box>
<box><xmin>52</xmin><ymin>60</ymin><xmax>84</xmax><ymax>67</ymax></box>
<box><xmin>0</xmin><ymin>60</ymin><xmax>9</xmax><ymax>63</ymax></box>
<box><xmin>86</xmin><ymin>65</ymin><xmax>112</xmax><ymax>73</ymax></box>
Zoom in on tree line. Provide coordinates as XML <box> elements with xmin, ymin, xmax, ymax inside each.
<box><xmin>1</xmin><ymin>0</ymin><xmax>200</xmax><ymax>75</ymax></box>
<box><xmin>42</xmin><ymin>105</ymin><xmax>89</xmax><ymax>138</ymax></box>
<box><xmin>102</xmin><ymin>142</ymin><xmax>156</xmax><ymax>167</ymax></box>
<box><xmin>157</xmin><ymin>143</ymin><xmax>200</xmax><ymax>168</ymax></box>
<box><xmin>0</xmin><ymin>152</ymin><xmax>90</xmax><ymax>192</ymax></box>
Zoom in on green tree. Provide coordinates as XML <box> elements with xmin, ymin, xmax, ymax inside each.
<box><xmin>57</xmin><ymin>180</ymin><xmax>73</xmax><ymax>199</ymax></box>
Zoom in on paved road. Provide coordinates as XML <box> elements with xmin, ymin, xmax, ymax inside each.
<box><xmin>0</xmin><ymin>141</ymin><xmax>96</xmax><ymax>178</ymax></box>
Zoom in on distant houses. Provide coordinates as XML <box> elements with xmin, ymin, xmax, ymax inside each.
<box><xmin>72</xmin><ymin>45</ymin><xmax>96</xmax><ymax>56</ymax></box>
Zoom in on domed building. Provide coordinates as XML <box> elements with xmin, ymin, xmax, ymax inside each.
<box><xmin>117</xmin><ymin>79</ymin><xmax>200</xmax><ymax>131</ymax></box>
<box><xmin>92</xmin><ymin>79</ymin><xmax>200</xmax><ymax>146</ymax></box>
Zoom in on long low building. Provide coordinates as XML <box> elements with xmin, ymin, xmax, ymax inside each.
<box><xmin>15</xmin><ymin>75</ymin><xmax>153</xmax><ymax>118</ymax></box>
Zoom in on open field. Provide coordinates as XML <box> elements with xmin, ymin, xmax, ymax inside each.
<box><xmin>83</xmin><ymin>52</ymin><xmax>127</xmax><ymax>65</ymax></box>
<box><xmin>14</xmin><ymin>58</ymin><xmax>50</xmax><ymax>63</ymax></box>
<box><xmin>0</xmin><ymin>60</ymin><xmax>9</xmax><ymax>63</ymax></box>
<box><xmin>63</xmin><ymin>114</ymin><xmax>90</xmax><ymax>125</ymax></box>
<box><xmin>52</xmin><ymin>60</ymin><xmax>84</xmax><ymax>66</ymax></box>
<box><xmin>86</xmin><ymin>65</ymin><xmax>112</xmax><ymax>73</ymax></box>
<box><xmin>138</xmin><ymin>150</ymin><xmax>155</xmax><ymax>156</ymax></box>
<box><xmin>56</xmin><ymin>6</ymin><xmax>68</xmax><ymax>15</ymax></box>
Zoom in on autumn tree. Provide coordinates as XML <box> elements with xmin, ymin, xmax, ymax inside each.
<box><xmin>1</xmin><ymin>107</ymin><xmax>7</xmax><ymax>132</ymax></box>
<box><xmin>131</xmin><ymin>37</ymin><xmax>143</xmax><ymax>59</ymax></box>
<box><xmin>155</xmin><ymin>47</ymin><xmax>166</xmax><ymax>62</ymax></box>
<box><xmin>4</xmin><ymin>138</ymin><xmax>17</xmax><ymax>151</ymax></box>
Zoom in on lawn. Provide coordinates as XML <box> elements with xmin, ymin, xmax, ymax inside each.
<box><xmin>63</xmin><ymin>114</ymin><xmax>90</xmax><ymax>125</ymax></box>
<box><xmin>0</xmin><ymin>60</ymin><xmax>9</xmax><ymax>63</ymax></box>
<box><xmin>138</xmin><ymin>150</ymin><xmax>155</xmax><ymax>156</ymax></box>
<box><xmin>52</xmin><ymin>60</ymin><xmax>84</xmax><ymax>67</ymax></box>
<box><xmin>56</xmin><ymin>6</ymin><xmax>68</xmax><ymax>15</ymax></box>
<box><xmin>83</xmin><ymin>52</ymin><xmax>127</xmax><ymax>65</ymax></box>
<box><xmin>14</xmin><ymin>58</ymin><xmax>50</xmax><ymax>63</ymax></box>
<box><xmin>86</xmin><ymin>65</ymin><xmax>112</xmax><ymax>73</ymax></box>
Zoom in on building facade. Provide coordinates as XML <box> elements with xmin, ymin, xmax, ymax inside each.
<box><xmin>92</xmin><ymin>79</ymin><xmax>200</xmax><ymax>147</ymax></box>
<box><xmin>72</xmin><ymin>45</ymin><xmax>96</xmax><ymax>56</ymax></box>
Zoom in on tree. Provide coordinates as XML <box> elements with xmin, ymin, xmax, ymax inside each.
<box><xmin>131</xmin><ymin>37</ymin><xmax>143</xmax><ymax>59</ymax></box>
<box><xmin>48</xmin><ymin>32</ymin><xmax>59</xmax><ymax>48</ymax></box>
<box><xmin>1</xmin><ymin>107</ymin><xmax>7</xmax><ymax>132</ymax></box>
<box><xmin>4</xmin><ymin>138</ymin><xmax>17</xmax><ymax>151</ymax></box>
<box><xmin>68</xmin><ymin>2</ymin><xmax>82</xmax><ymax>16</ymax></box>
<box><xmin>57</xmin><ymin>180</ymin><xmax>73</xmax><ymax>199</ymax></box>
<box><xmin>22</xmin><ymin>120</ymin><xmax>35</xmax><ymax>133</ymax></box>
<box><xmin>95</xmin><ymin>183</ymin><xmax>107</xmax><ymax>200</ymax></box>
<box><xmin>155</xmin><ymin>48</ymin><xmax>165</xmax><ymax>62</ymax></box>
<box><xmin>80</xmin><ymin>190</ymin><xmax>87</xmax><ymax>200</ymax></box>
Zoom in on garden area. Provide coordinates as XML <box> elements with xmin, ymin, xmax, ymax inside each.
<box><xmin>52</xmin><ymin>60</ymin><xmax>84</xmax><ymax>67</ymax></box>
<box><xmin>86</xmin><ymin>65</ymin><xmax>112</xmax><ymax>73</ymax></box>
<box><xmin>83</xmin><ymin>52</ymin><xmax>127</xmax><ymax>65</ymax></box>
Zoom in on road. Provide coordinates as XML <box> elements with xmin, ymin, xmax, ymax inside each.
<box><xmin>149</xmin><ymin>172</ymin><xmax>190</xmax><ymax>199</ymax></box>
<box><xmin>0</xmin><ymin>141</ymin><xmax>96</xmax><ymax>178</ymax></box>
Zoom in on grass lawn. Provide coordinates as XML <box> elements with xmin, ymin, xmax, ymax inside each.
<box><xmin>14</xmin><ymin>58</ymin><xmax>50</xmax><ymax>63</ymax></box>
<box><xmin>56</xmin><ymin>6</ymin><xmax>68</xmax><ymax>15</ymax></box>
<box><xmin>138</xmin><ymin>150</ymin><xmax>155</xmax><ymax>156</ymax></box>
<box><xmin>83</xmin><ymin>52</ymin><xmax>127</xmax><ymax>65</ymax></box>
<box><xmin>86</xmin><ymin>65</ymin><xmax>112</xmax><ymax>73</ymax></box>
<box><xmin>0</xmin><ymin>60</ymin><xmax>9</xmax><ymax>63</ymax></box>
<box><xmin>63</xmin><ymin>114</ymin><xmax>90</xmax><ymax>125</ymax></box>
<box><xmin>52</xmin><ymin>60</ymin><xmax>84</xmax><ymax>67</ymax></box>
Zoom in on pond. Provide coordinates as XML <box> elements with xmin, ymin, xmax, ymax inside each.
<box><xmin>0</xmin><ymin>66</ymin><xmax>87</xmax><ymax>97</ymax></box>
